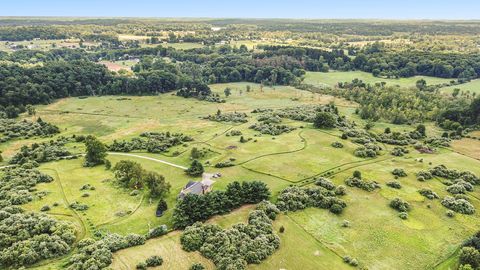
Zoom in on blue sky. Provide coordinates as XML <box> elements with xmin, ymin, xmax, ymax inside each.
<box><xmin>1</xmin><ymin>0</ymin><xmax>479</xmax><ymax>19</ymax></box>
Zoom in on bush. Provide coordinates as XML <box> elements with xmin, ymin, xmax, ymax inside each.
<box><xmin>386</xmin><ymin>181</ymin><xmax>402</xmax><ymax>189</ymax></box>
<box><xmin>314</xmin><ymin>177</ymin><xmax>336</xmax><ymax>190</ymax></box>
<box><xmin>398</xmin><ymin>212</ymin><xmax>408</xmax><ymax>219</ymax></box>
<box><xmin>190</xmin><ymin>263</ymin><xmax>205</xmax><ymax>270</ymax></box>
<box><xmin>136</xmin><ymin>262</ymin><xmax>147</xmax><ymax>270</ymax></box>
<box><xmin>147</xmin><ymin>225</ymin><xmax>168</xmax><ymax>239</ymax></box>
<box><xmin>343</xmin><ymin>256</ymin><xmax>359</xmax><ymax>266</ymax></box>
<box><xmin>441</xmin><ymin>196</ymin><xmax>475</xmax><ymax>214</ymax></box>
<box><xmin>40</xmin><ymin>205</ymin><xmax>51</xmax><ymax>211</ymax></box>
<box><xmin>390</xmin><ymin>198</ymin><xmax>411</xmax><ymax>212</ymax></box>
<box><xmin>145</xmin><ymin>255</ymin><xmax>163</xmax><ymax>267</ymax></box>
<box><xmin>345</xmin><ymin>177</ymin><xmax>380</xmax><ymax>192</ymax></box>
<box><xmin>392</xmin><ymin>168</ymin><xmax>407</xmax><ymax>177</ymax></box>
<box><xmin>418</xmin><ymin>188</ymin><xmax>439</xmax><ymax>199</ymax></box>
<box><xmin>180</xmin><ymin>208</ymin><xmax>280</xmax><ymax>270</ymax></box>
<box><xmin>276</xmin><ymin>186</ymin><xmax>346</xmax><ymax>214</ymax></box>
<box><xmin>331</xmin><ymin>141</ymin><xmax>344</xmax><ymax>148</ymax></box>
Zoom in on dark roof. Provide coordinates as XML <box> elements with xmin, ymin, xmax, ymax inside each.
<box><xmin>185</xmin><ymin>180</ymin><xmax>196</xmax><ymax>189</ymax></box>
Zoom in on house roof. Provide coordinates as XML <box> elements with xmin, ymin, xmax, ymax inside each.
<box><xmin>183</xmin><ymin>181</ymin><xmax>204</xmax><ymax>195</ymax></box>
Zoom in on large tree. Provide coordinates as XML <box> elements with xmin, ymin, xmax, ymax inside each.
<box><xmin>83</xmin><ymin>135</ymin><xmax>107</xmax><ymax>167</ymax></box>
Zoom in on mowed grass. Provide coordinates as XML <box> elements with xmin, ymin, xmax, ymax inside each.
<box><xmin>303</xmin><ymin>71</ymin><xmax>453</xmax><ymax>88</ymax></box>
<box><xmin>451</xmin><ymin>138</ymin><xmax>480</xmax><ymax>160</ymax></box>
<box><xmin>111</xmin><ymin>231</ymin><xmax>215</xmax><ymax>270</ymax></box>
<box><xmin>440</xmin><ymin>79</ymin><xmax>480</xmax><ymax>95</ymax></box>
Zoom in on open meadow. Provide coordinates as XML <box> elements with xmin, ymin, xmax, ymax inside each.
<box><xmin>1</xmin><ymin>81</ymin><xmax>478</xmax><ymax>270</ymax></box>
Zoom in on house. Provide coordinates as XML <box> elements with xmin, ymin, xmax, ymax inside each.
<box><xmin>178</xmin><ymin>179</ymin><xmax>214</xmax><ymax>199</ymax></box>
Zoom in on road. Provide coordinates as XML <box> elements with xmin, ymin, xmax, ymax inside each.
<box><xmin>107</xmin><ymin>152</ymin><xmax>188</xmax><ymax>170</ymax></box>
<box><xmin>0</xmin><ymin>152</ymin><xmax>187</xmax><ymax>170</ymax></box>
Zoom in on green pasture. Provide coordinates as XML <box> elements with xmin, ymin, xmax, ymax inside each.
<box><xmin>303</xmin><ymin>71</ymin><xmax>453</xmax><ymax>88</ymax></box>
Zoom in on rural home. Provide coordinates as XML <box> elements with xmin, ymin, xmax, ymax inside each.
<box><xmin>178</xmin><ymin>178</ymin><xmax>214</xmax><ymax>198</ymax></box>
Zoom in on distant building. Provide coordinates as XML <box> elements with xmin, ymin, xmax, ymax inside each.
<box><xmin>178</xmin><ymin>179</ymin><xmax>214</xmax><ymax>199</ymax></box>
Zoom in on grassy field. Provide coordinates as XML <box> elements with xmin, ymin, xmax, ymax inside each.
<box><xmin>440</xmin><ymin>79</ymin><xmax>480</xmax><ymax>95</ymax></box>
<box><xmin>3</xmin><ymin>82</ymin><xmax>480</xmax><ymax>270</ymax></box>
<box><xmin>303</xmin><ymin>71</ymin><xmax>453</xmax><ymax>88</ymax></box>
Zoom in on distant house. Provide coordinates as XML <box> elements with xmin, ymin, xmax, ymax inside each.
<box><xmin>178</xmin><ymin>179</ymin><xmax>214</xmax><ymax>199</ymax></box>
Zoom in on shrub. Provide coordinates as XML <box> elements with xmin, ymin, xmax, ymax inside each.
<box><xmin>386</xmin><ymin>181</ymin><xmax>402</xmax><ymax>189</ymax></box>
<box><xmin>418</xmin><ymin>188</ymin><xmax>439</xmax><ymax>199</ymax></box>
<box><xmin>441</xmin><ymin>196</ymin><xmax>475</xmax><ymax>214</ymax></box>
<box><xmin>331</xmin><ymin>141</ymin><xmax>344</xmax><ymax>148</ymax></box>
<box><xmin>345</xmin><ymin>177</ymin><xmax>380</xmax><ymax>192</ymax></box>
<box><xmin>136</xmin><ymin>262</ymin><xmax>147</xmax><ymax>270</ymax></box>
<box><xmin>390</xmin><ymin>198</ymin><xmax>411</xmax><ymax>212</ymax></box>
<box><xmin>314</xmin><ymin>177</ymin><xmax>336</xmax><ymax>190</ymax></box>
<box><xmin>145</xmin><ymin>255</ymin><xmax>163</xmax><ymax>267</ymax></box>
<box><xmin>392</xmin><ymin>168</ymin><xmax>407</xmax><ymax>177</ymax></box>
<box><xmin>147</xmin><ymin>225</ymin><xmax>168</xmax><ymax>239</ymax></box>
<box><xmin>398</xmin><ymin>212</ymin><xmax>408</xmax><ymax>219</ymax></box>
<box><xmin>190</xmin><ymin>263</ymin><xmax>205</xmax><ymax>270</ymax></box>
<box><xmin>180</xmin><ymin>208</ymin><xmax>280</xmax><ymax>270</ymax></box>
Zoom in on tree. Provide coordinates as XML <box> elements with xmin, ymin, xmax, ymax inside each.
<box><xmin>416</xmin><ymin>124</ymin><xmax>426</xmax><ymax>137</ymax></box>
<box><xmin>83</xmin><ymin>135</ymin><xmax>107</xmax><ymax>167</ymax></box>
<box><xmin>186</xmin><ymin>160</ymin><xmax>204</xmax><ymax>177</ymax></box>
<box><xmin>353</xmin><ymin>170</ymin><xmax>362</xmax><ymax>179</ymax></box>
<box><xmin>313</xmin><ymin>112</ymin><xmax>336</xmax><ymax>129</ymax></box>
<box><xmin>224</xmin><ymin>87</ymin><xmax>232</xmax><ymax>97</ymax></box>
<box><xmin>144</xmin><ymin>172</ymin><xmax>171</xmax><ymax>198</ymax></box>
<box><xmin>460</xmin><ymin>247</ymin><xmax>480</xmax><ymax>269</ymax></box>
<box><xmin>416</xmin><ymin>79</ymin><xmax>427</xmax><ymax>90</ymax></box>
<box><xmin>113</xmin><ymin>160</ymin><xmax>145</xmax><ymax>189</ymax></box>
<box><xmin>26</xmin><ymin>105</ymin><xmax>36</xmax><ymax>116</ymax></box>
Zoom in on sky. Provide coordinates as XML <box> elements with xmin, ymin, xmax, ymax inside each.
<box><xmin>1</xmin><ymin>0</ymin><xmax>479</xmax><ymax>20</ymax></box>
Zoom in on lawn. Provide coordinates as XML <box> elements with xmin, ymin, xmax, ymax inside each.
<box><xmin>303</xmin><ymin>71</ymin><xmax>453</xmax><ymax>88</ymax></box>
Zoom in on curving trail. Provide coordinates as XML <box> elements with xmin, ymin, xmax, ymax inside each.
<box><xmin>107</xmin><ymin>152</ymin><xmax>188</xmax><ymax>170</ymax></box>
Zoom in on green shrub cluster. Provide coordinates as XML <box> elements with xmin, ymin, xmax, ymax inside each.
<box><xmin>418</xmin><ymin>188</ymin><xmax>439</xmax><ymax>199</ymax></box>
<box><xmin>226</xmin><ymin>130</ymin><xmax>242</xmax><ymax>136</ymax></box>
<box><xmin>390</xmin><ymin>197</ymin><xmax>411</xmax><ymax>213</ymax></box>
<box><xmin>203</xmin><ymin>111</ymin><xmax>248</xmax><ymax>123</ymax></box>
<box><xmin>180</xmin><ymin>203</ymin><xmax>280</xmax><ymax>270</ymax></box>
<box><xmin>136</xmin><ymin>255</ymin><xmax>163</xmax><ymax>269</ymax></box>
<box><xmin>67</xmin><ymin>233</ymin><xmax>146</xmax><ymax>269</ymax></box>
<box><xmin>430</xmin><ymin>165</ymin><xmax>479</xmax><ymax>185</ymax></box>
<box><xmin>0</xmin><ymin>118</ymin><xmax>59</xmax><ymax>143</ymax></box>
<box><xmin>249</xmin><ymin>122</ymin><xmax>295</xmax><ymax>135</ymax></box>
<box><xmin>9</xmin><ymin>137</ymin><xmax>72</xmax><ymax>166</ymax></box>
<box><xmin>0</xmin><ymin>208</ymin><xmax>76</xmax><ymax>268</ymax></box>
<box><xmin>392</xmin><ymin>168</ymin><xmax>407</xmax><ymax>177</ymax></box>
<box><xmin>386</xmin><ymin>181</ymin><xmax>402</xmax><ymax>189</ymax></box>
<box><xmin>458</xmin><ymin>232</ymin><xmax>480</xmax><ymax>269</ymax></box>
<box><xmin>416</xmin><ymin>170</ymin><xmax>433</xmax><ymax>181</ymax></box>
<box><xmin>0</xmin><ymin>167</ymin><xmax>53</xmax><ymax>206</ymax></box>
<box><xmin>108</xmin><ymin>131</ymin><xmax>193</xmax><ymax>153</ymax></box>
<box><xmin>441</xmin><ymin>196</ymin><xmax>475</xmax><ymax>214</ymax></box>
<box><xmin>276</xmin><ymin>186</ymin><xmax>347</xmax><ymax>214</ymax></box>
<box><xmin>391</xmin><ymin>146</ymin><xmax>409</xmax><ymax>156</ymax></box>
<box><xmin>345</xmin><ymin>177</ymin><xmax>380</xmax><ymax>192</ymax></box>
<box><xmin>331</xmin><ymin>141</ymin><xmax>344</xmax><ymax>148</ymax></box>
